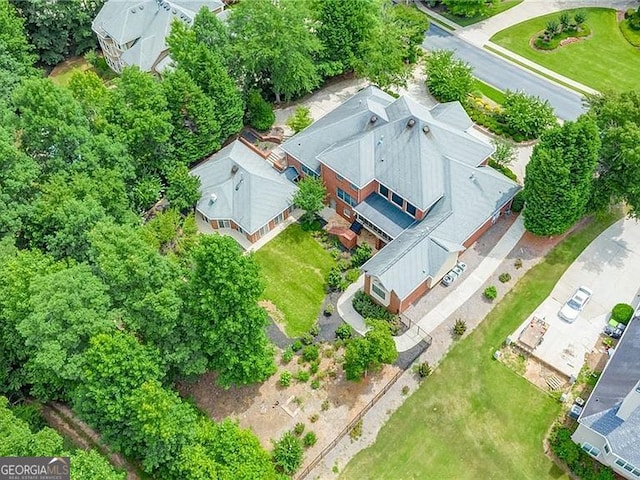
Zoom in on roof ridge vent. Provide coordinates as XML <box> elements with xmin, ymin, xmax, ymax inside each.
<box><xmin>422</xmin><ymin>125</ymin><xmax>430</xmax><ymax>134</ymax></box>
<box><xmin>209</xmin><ymin>193</ymin><xmax>217</xmax><ymax>205</ymax></box>
<box><xmin>407</xmin><ymin>118</ymin><xmax>416</xmax><ymax>128</ymax></box>
<box><xmin>231</xmin><ymin>165</ymin><xmax>239</xmax><ymax>175</ymax></box>
<box><xmin>370</xmin><ymin>115</ymin><xmax>378</xmax><ymax>123</ymax></box>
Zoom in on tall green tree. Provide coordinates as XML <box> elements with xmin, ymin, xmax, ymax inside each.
<box><xmin>185</xmin><ymin>235</ymin><xmax>276</xmax><ymax>386</ymax></box>
<box><xmin>125</xmin><ymin>380</ymin><xmax>198</xmax><ymax>474</ymax></box>
<box><xmin>0</xmin><ymin>245</ymin><xmax>61</xmax><ymax>397</ymax></box>
<box><xmin>523</xmin><ymin>118</ymin><xmax>600</xmax><ymax>236</ymax></box>
<box><xmin>12</xmin><ymin>78</ymin><xmax>91</xmax><ymax>173</ymax></box>
<box><xmin>501</xmin><ymin>91</ymin><xmax>557</xmax><ymax>140</ymax></box>
<box><xmin>167</xmin><ymin>21</ymin><xmax>244</xmax><ymax>140</ymax></box>
<box><xmin>315</xmin><ymin>0</ymin><xmax>378</xmax><ymax>75</ymax></box>
<box><xmin>73</xmin><ymin>332</ymin><xmax>165</xmax><ymax>452</ymax></box>
<box><xmin>0</xmin><ymin>0</ymin><xmax>37</xmax><ymax>99</ymax></box>
<box><xmin>165</xmin><ymin>163</ymin><xmax>201</xmax><ymax>213</ymax></box>
<box><xmin>228</xmin><ymin>0</ymin><xmax>322</xmax><ymax>102</ymax></box>
<box><xmin>18</xmin><ymin>263</ymin><xmax>113</xmax><ymax>400</ymax></box>
<box><xmin>107</xmin><ymin>67</ymin><xmax>173</xmax><ymax>177</ymax></box>
<box><xmin>162</xmin><ymin>68</ymin><xmax>221</xmax><ymax>164</ymax></box>
<box><xmin>292</xmin><ymin>175</ymin><xmax>327</xmax><ymax>225</ymax></box>
<box><xmin>424</xmin><ymin>50</ymin><xmax>474</xmax><ymax>103</ymax></box>
<box><xmin>343</xmin><ymin>319</ymin><xmax>398</xmax><ymax>380</ymax></box>
<box><xmin>588</xmin><ymin>91</ymin><xmax>640</xmax><ymax>216</ymax></box>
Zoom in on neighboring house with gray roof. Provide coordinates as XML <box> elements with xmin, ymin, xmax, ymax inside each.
<box><xmin>191</xmin><ymin>140</ymin><xmax>297</xmax><ymax>244</ymax></box>
<box><xmin>92</xmin><ymin>0</ymin><xmax>224</xmax><ymax>75</ymax></box>
<box><xmin>572</xmin><ymin>315</ymin><xmax>640</xmax><ymax>479</ymax></box>
<box><xmin>281</xmin><ymin>86</ymin><xmax>519</xmax><ymax>313</ymax></box>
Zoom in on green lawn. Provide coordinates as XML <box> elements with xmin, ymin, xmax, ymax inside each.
<box><xmin>340</xmin><ymin>211</ymin><xmax>622</xmax><ymax>480</ymax></box>
<box><xmin>441</xmin><ymin>0</ymin><xmax>523</xmax><ymax>27</ymax></box>
<box><xmin>49</xmin><ymin>57</ymin><xmax>92</xmax><ymax>87</ymax></box>
<box><xmin>491</xmin><ymin>8</ymin><xmax>640</xmax><ymax>92</ymax></box>
<box><xmin>254</xmin><ymin>224</ymin><xmax>335</xmax><ymax>338</ymax></box>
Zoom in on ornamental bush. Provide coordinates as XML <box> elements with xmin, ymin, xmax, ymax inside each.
<box><xmin>335</xmin><ymin>323</ymin><xmax>353</xmax><ymax>340</ymax></box>
<box><xmin>302</xmin><ymin>345</ymin><xmax>319</xmax><ymax>362</ymax></box>
<box><xmin>272</xmin><ymin>432</ymin><xmax>303</xmax><ymax>475</ymax></box>
<box><xmin>424</xmin><ymin>50</ymin><xmax>474</xmax><ymax>103</ymax></box>
<box><xmin>501</xmin><ymin>91</ymin><xmax>557</xmax><ymax>140</ymax></box>
<box><xmin>303</xmin><ymin>431</ymin><xmax>317</xmax><ymax>448</ymax></box>
<box><xmin>352</xmin><ymin>291</ymin><xmax>395</xmax><ymax>322</ymax></box>
<box><xmin>484</xmin><ymin>286</ymin><xmax>498</xmax><ymax>300</ymax></box>
<box><xmin>612</xmin><ymin>303</ymin><xmax>634</xmax><ymax>325</ymax></box>
<box><xmin>453</xmin><ymin>319</ymin><xmax>467</xmax><ymax>337</ymax></box>
<box><xmin>279</xmin><ymin>371</ymin><xmax>292</xmax><ymax>387</ymax></box>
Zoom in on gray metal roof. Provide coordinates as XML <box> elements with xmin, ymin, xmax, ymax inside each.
<box><xmin>354</xmin><ymin>193</ymin><xmax>416</xmax><ymax>238</ymax></box>
<box><xmin>190</xmin><ymin>141</ymin><xmax>297</xmax><ymax>234</ymax></box>
<box><xmin>284</xmin><ymin>87</ymin><xmax>493</xmax><ymax>211</ymax></box>
<box><xmin>579</xmin><ymin>317</ymin><xmax>640</xmax><ymax>464</ymax></box>
<box><xmin>92</xmin><ymin>0</ymin><xmax>223</xmax><ymax>72</ymax></box>
<box><xmin>362</xmin><ymin>149</ymin><xmax>519</xmax><ymax>300</ymax></box>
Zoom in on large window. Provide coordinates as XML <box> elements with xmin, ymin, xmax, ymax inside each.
<box><xmin>391</xmin><ymin>192</ymin><xmax>403</xmax><ymax>207</ymax></box>
<box><xmin>337</xmin><ymin>187</ymin><xmax>357</xmax><ymax>207</ymax></box>
<box><xmin>371</xmin><ymin>282</ymin><xmax>386</xmax><ymax>300</ymax></box>
<box><xmin>581</xmin><ymin>444</ymin><xmax>600</xmax><ymax>457</ymax></box>
<box><xmin>379</xmin><ymin>184</ymin><xmax>389</xmax><ymax>198</ymax></box>
<box><xmin>406</xmin><ymin>203</ymin><xmax>417</xmax><ymax>217</ymax></box>
<box><xmin>218</xmin><ymin>219</ymin><xmax>231</xmax><ymax>228</ymax></box>
<box><xmin>301</xmin><ymin>164</ymin><xmax>319</xmax><ymax>178</ymax></box>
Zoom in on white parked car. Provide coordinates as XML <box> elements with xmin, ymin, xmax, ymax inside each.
<box><xmin>558</xmin><ymin>286</ymin><xmax>593</xmax><ymax>323</ymax></box>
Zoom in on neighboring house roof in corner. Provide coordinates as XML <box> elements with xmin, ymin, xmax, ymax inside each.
<box><xmin>190</xmin><ymin>141</ymin><xmax>298</xmax><ymax>235</ymax></box>
<box><xmin>579</xmin><ymin>316</ymin><xmax>640</xmax><ymax>465</ymax></box>
<box><xmin>92</xmin><ymin>0</ymin><xmax>223</xmax><ymax>72</ymax></box>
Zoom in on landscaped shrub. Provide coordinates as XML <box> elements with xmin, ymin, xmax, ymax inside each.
<box><xmin>310</xmin><ymin>379</ymin><xmax>320</xmax><ymax>389</ymax></box>
<box><xmin>424</xmin><ymin>50</ymin><xmax>474</xmax><ymax>103</ymax></box>
<box><xmin>349</xmin><ymin>419</ymin><xmax>363</xmax><ymax>440</ymax></box>
<box><xmin>321</xmin><ymin>400</ymin><xmax>330</xmax><ymax>411</ymax></box>
<box><xmin>303</xmin><ymin>431</ymin><xmax>317</xmax><ymax>448</ymax></box>
<box><xmin>309</xmin><ymin>413</ymin><xmax>319</xmax><ymax>423</ymax></box>
<box><xmin>352</xmin><ymin>291</ymin><xmax>395</xmax><ymax>322</ymax></box>
<box><xmin>351</xmin><ymin>243</ymin><xmax>372</xmax><ymax>268</ymax></box>
<box><xmin>413</xmin><ymin>361</ymin><xmax>432</xmax><ymax>379</ymax></box>
<box><xmin>484</xmin><ymin>286</ymin><xmax>498</xmax><ymax>300</ymax></box>
<box><xmin>272</xmin><ymin>432</ymin><xmax>303</xmax><ymax>475</ymax></box>
<box><xmin>335</xmin><ymin>323</ymin><xmax>354</xmax><ymax>340</ymax></box>
<box><xmin>498</xmin><ymin>273</ymin><xmax>511</xmax><ymax>283</ymax></box>
<box><xmin>301</xmin><ymin>333</ymin><xmax>314</xmax><ymax>346</ymax></box>
<box><xmin>549</xmin><ymin>425</ymin><xmax>616</xmax><ymax>480</ymax></box>
<box><xmin>612</xmin><ymin>303</ymin><xmax>634</xmax><ymax>325</ymax></box>
<box><xmin>279</xmin><ymin>371</ymin><xmax>292</xmax><ymax>387</ymax></box>
<box><xmin>295</xmin><ymin>370</ymin><xmax>310</xmax><ymax>382</ymax></box>
<box><xmin>326</xmin><ymin>266</ymin><xmax>343</xmax><ymax>292</ymax></box>
<box><xmin>500</xmin><ymin>91</ymin><xmax>557</xmax><ymax>140</ymax></box>
<box><xmin>286</xmin><ymin>106</ymin><xmax>313</xmax><ymax>134</ymax></box>
<box><xmin>625</xmin><ymin>8</ymin><xmax>635</xmax><ymax>19</ymax></box>
<box><xmin>302</xmin><ymin>345</ymin><xmax>319</xmax><ymax>362</ymax></box>
<box><xmin>309</xmin><ymin>323</ymin><xmax>320</xmax><ymax>337</ymax></box>
<box><xmin>324</xmin><ymin>303</ymin><xmax>334</xmax><ymax>316</ymax></box>
<box><xmin>401</xmin><ymin>385</ymin><xmax>410</xmax><ymax>395</ymax></box>
<box><xmin>293</xmin><ymin>422</ymin><xmax>305</xmax><ymax>436</ymax></box>
<box><xmin>281</xmin><ymin>347</ymin><xmax>294</xmax><ymax>364</ymax></box>
<box><xmin>511</xmin><ymin>190</ymin><xmax>525</xmax><ymax>213</ymax></box>
<box><xmin>345</xmin><ymin>268</ymin><xmax>360</xmax><ymax>283</ymax></box>
<box><xmin>309</xmin><ymin>361</ymin><xmax>319</xmax><ymax>375</ymax></box>
<box><xmin>453</xmin><ymin>319</ymin><xmax>467</xmax><ymax>337</ymax></box>
<box><xmin>291</xmin><ymin>340</ymin><xmax>303</xmax><ymax>352</ymax></box>
<box><xmin>245</xmin><ymin>89</ymin><xmax>275</xmax><ymax>131</ymax></box>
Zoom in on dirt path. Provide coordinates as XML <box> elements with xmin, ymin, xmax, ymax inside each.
<box><xmin>41</xmin><ymin>402</ymin><xmax>142</xmax><ymax>480</ymax></box>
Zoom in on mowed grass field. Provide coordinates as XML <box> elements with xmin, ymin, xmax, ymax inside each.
<box><xmin>340</xmin><ymin>211</ymin><xmax>622</xmax><ymax>480</ymax></box>
<box><xmin>491</xmin><ymin>8</ymin><xmax>640</xmax><ymax>92</ymax></box>
<box><xmin>254</xmin><ymin>224</ymin><xmax>334</xmax><ymax>337</ymax></box>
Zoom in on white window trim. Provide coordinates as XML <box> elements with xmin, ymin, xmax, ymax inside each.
<box><xmin>370</xmin><ymin>279</ymin><xmax>390</xmax><ymax>307</ymax></box>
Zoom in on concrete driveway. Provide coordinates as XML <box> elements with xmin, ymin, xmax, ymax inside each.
<box><xmin>423</xmin><ymin>24</ymin><xmax>586</xmax><ymax>120</ymax></box>
<box><xmin>511</xmin><ymin>218</ymin><xmax>640</xmax><ymax>379</ymax></box>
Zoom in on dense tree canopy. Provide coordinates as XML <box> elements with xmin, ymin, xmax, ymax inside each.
<box><xmin>343</xmin><ymin>319</ymin><xmax>398</xmax><ymax>380</ymax></box>
<box><xmin>424</xmin><ymin>49</ymin><xmax>474</xmax><ymax>103</ymax></box>
<box><xmin>9</xmin><ymin>0</ymin><xmax>102</xmax><ymax>65</ymax></box>
<box><xmin>587</xmin><ymin>91</ymin><xmax>640</xmax><ymax>216</ymax></box>
<box><xmin>0</xmin><ymin>0</ymin><xmax>37</xmax><ymax>99</ymax></box>
<box><xmin>442</xmin><ymin>0</ymin><xmax>496</xmax><ymax>18</ymax></box>
<box><xmin>523</xmin><ymin>117</ymin><xmax>600</xmax><ymax>236</ymax></box>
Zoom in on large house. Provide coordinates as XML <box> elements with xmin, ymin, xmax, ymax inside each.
<box><xmin>281</xmin><ymin>86</ymin><xmax>520</xmax><ymax>313</ymax></box>
<box><xmin>92</xmin><ymin>0</ymin><xmax>224</xmax><ymax>75</ymax></box>
<box><xmin>572</xmin><ymin>316</ymin><xmax>640</xmax><ymax>479</ymax></box>
<box><xmin>191</xmin><ymin>140</ymin><xmax>298</xmax><ymax>244</ymax></box>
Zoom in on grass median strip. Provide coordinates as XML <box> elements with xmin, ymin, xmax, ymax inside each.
<box><xmin>340</xmin><ymin>210</ymin><xmax>621</xmax><ymax>480</ymax></box>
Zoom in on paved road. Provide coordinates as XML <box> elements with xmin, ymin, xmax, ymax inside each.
<box><xmin>423</xmin><ymin>24</ymin><xmax>586</xmax><ymax>120</ymax></box>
